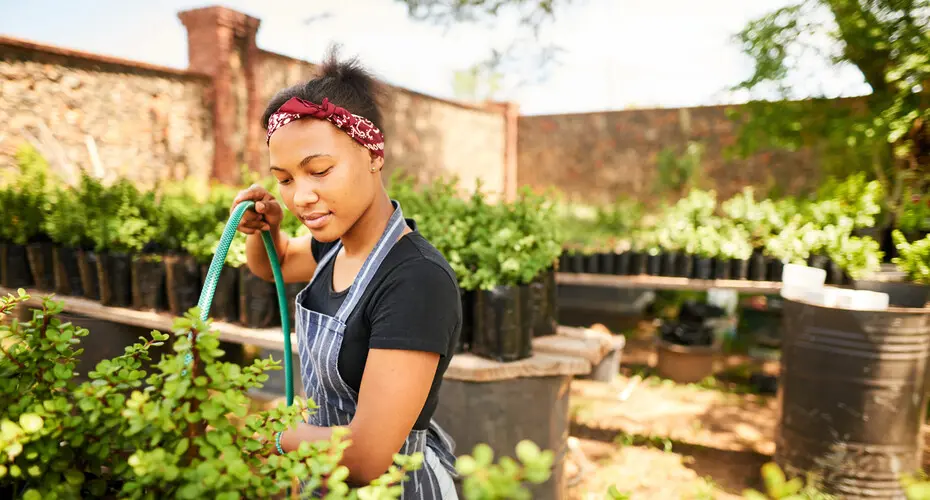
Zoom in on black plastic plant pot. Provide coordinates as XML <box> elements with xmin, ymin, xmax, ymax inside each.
<box><xmin>661</xmin><ymin>252</ymin><xmax>679</xmax><ymax>277</ymax></box>
<box><xmin>597</xmin><ymin>252</ymin><xmax>615</xmax><ymax>275</ymax></box>
<box><xmin>543</xmin><ymin>269</ymin><xmax>559</xmax><ymax>335</ymax></box>
<box><xmin>132</xmin><ymin>255</ymin><xmax>168</xmax><ymax>311</ymax></box>
<box><xmin>283</xmin><ymin>280</ymin><xmax>307</xmax><ymax>329</ymax></box>
<box><xmin>629</xmin><ymin>252</ymin><xmax>647</xmax><ymax>275</ymax></box>
<box><xmin>645</xmin><ymin>254</ymin><xmax>662</xmax><ymax>276</ymax></box>
<box><xmin>77</xmin><ymin>249</ymin><xmax>100</xmax><ymax>300</ymax></box>
<box><xmin>749</xmin><ymin>251</ymin><xmax>768</xmax><ymax>281</ymax></box>
<box><xmin>768</xmin><ymin>259</ymin><xmax>785</xmax><ymax>282</ymax></box>
<box><xmin>26</xmin><ymin>242</ymin><xmax>55</xmax><ymax>291</ymax></box>
<box><xmin>1</xmin><ymin>243</ymin><xmax>34</xmax><ymax>288</ymax></box>
<box><xmin>471</xmin><ymin>285</ymin><xmax>528</xmax><ymax>362</ymax></box>
<box><xmin>53</xmin><ymin>246</ymin><xmax>84</xmax><ymax>296</ymax></box>
<box><xmin>826</xmin><ymin>259</ymin><xmax>844</xmax><ymax>285</ymax></box>
<box><xmin>730</xmin><ymin>259</ymin><xmax>749</xmax><ymax>280</ymax></box>
<box><xmin>694</xmin><ymin>257</ymin><xmax>713</xmax><ymax>280</ymax></box>
<box><xmin>97</xmin><ymin>252</ymin><xmax>133</xmax><ymax>307</ymax></box>
<box><xmin>713</xmin><ymin>258</ymin><xmax>730</xmax><ymax>280</ymax></box>
<box><xmin>677</xmin><ymin>254</ymin><xmax>694</xmax><ymax>278</ymax></box>
<box><xmin>584</xmin><ymin>254</ymin><xmax>600</xmax><ymax>274</ymax></box>
<box><xmin>808</xmin><ymin>254</ymin><xmax>829</xmax><ymax>270</ymax></box>
<box><xmin>529</xmin><ymin>273</ymin><xmax>557</xmax><ymax>337</ymax></box>
<box><xmin>238</xmin><ymin>266</ymin><xmax>279</xmax><ymax>328</ymax></box>
<box><xmin>199</xmin><ymin>263</ymin><xmax>241</xmax><ymax>322</ymax></box>
<box><xmin>458</xmin><ymin>289</ymin><xmax>476</xmax><ymax>353</ymax></box>
<box><xmin>569</xmin><ymin>252</ymin><xmax>585</xmax><ymax>273</ymax></box>
<box><xmin>614</xmin><ymin>252</ymin><xmax>631</xmax><ymax>276</ymax></box>
<box><xmin>558</xmin><ymin>252</ymin><xmax>570</xmax><ymax>272</ymax></box>
<box><xmin>517</xmin><ymin>283</ymin><xmax>536</xmax><ymax>357</ymax></box>
<box><xmin>165</xmin><ymin>253</ymin><xmax>201</xmax><ymax>317</ymax></box>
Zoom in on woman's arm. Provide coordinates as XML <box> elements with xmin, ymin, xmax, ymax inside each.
<box><xmin>279</xmin><ymin>259</ymin><xmax>459</xmax><ymax>484</ymax></box>
<box><xmin>246</xmin><ymin>231</ymin><xmax>318</xmax><ymax>283</ymax></box>
<box><xmin>279</xmin><ymin>349</ymin><xmax>440</xmax><ymax>484</ymax></box>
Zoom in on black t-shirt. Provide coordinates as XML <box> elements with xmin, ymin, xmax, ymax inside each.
<box><xmin>303</xmin><ymin>219</ymin><xmax>461</xmax><ymax>430</ymax></box>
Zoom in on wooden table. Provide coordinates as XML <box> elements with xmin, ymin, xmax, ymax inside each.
<box><xmin>556</xmin><ymin>272</ymin><xmax>783</xmax><ymax>294</ymax></box>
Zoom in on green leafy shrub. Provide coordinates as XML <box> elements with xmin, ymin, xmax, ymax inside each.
<box><xmin>42</xmin><ymin>186</ymin><xmax>89</xmax><ymax>249</ymax></box>
<box><xmin>455</xmin><ymin>441</ymin><xmax>553</xmax><ymax>500</ymax></box>
<box><xmin>0</xmin><ymin>145</ymin><xmax>53</xmax><ymax>245</ymax></box>
<box><xmin>892</xmin><ymin>231</ymin><xmax>930</xmax><ymax>284</ymax></box>
<box><xmin>0</xmin><ymin>292</ymin><xmax>554</xmax><ymax>499</ymax></box>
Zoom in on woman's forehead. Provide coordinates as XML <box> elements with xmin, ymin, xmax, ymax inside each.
<box><xmin>268</xmin><ymin>119</ymin><xmax>349</xmax><ymax>167</ymax></box>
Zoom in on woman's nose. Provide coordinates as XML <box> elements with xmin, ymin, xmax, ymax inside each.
<box><xmin>292</xmin><ymin>179</ymin><xmax>320</xmax><ymax>208</ymax></box>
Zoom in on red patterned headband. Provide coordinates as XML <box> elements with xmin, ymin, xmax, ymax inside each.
<box><xmin>265</xmin><ymin>97</ymin><xmax>385</xmax><ymax>158</ymax></box>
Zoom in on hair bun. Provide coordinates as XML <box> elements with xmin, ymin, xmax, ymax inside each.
<box><xmin>315</xmin><ymin>45</ymin><xmax>378</xmax><ymax>100</ymax></box>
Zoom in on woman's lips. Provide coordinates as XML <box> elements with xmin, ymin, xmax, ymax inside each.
<box><xmin>302</xmin><ymin>213</ymin><xmax>332</xmax><ymax>230</ymax></box>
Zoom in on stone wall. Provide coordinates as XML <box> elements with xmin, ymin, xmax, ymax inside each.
<box><xmin>258</xmin><ymin>51</ymin><xmax>510</xmax><ymax>197</ymax></box>
<box><xmin>0</xmin><ymin>36</ymin><xmax>214</xmax><ymax>187</ymax></box>
<box><xmin>518</xmin><ymin>105</ymin><xmax>819</xmax><ymax>205</ymax></box>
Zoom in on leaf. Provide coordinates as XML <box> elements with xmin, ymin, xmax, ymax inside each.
<box><xmin>19</xmin><ymin>413</ymin><xmax>43</xmax><ymax>434</ymax></box>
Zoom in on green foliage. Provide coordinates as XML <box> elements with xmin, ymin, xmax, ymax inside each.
<box><xmin>83</xmin><ymin>178</ymin><xmax>158</xmax><ymax>255</ymax></box>
<box><xmin>0</xmin><ymin>291</ymin><xmax>559</xmax><ymax>498</ymax></box>
<box><xmin>742</xmin><ymin>462</ymin><xmax>834</xmax><ymax>500</ymax></box>
<box><xmin>654</xmin><ymin>141</ymin><xmax>704</xmax><ymax>195</ymax></box>
<box><xmin>731</xmin><ymin>0</ymin><xmax>930</xmax><ymax>220</ymax></box>
<box><xmin>42</xmin><ymin>185</ymin><xmax>88</xmax><ymax>249</ymax></box>
<box><xmin>892</xmin><ymin>231</ymin><xmax>930</xmax><ymax>284</ymax></box>
<box><xmin>455</xmin><ymin>441</ymin><xmax>553</xmax><ymax>500</ymax></box>
<box><xmin>898</xmin><ymin>190</ymin><xmax>930</xmax><ymax>235</ymax></box>
<box><xmin>0</xmin><ymin>145</ymin><xmax>52</xmax><ymax>245</ymax></box>
<box><xmin>0</xmin><ymin>291</ymin><xmax>427</xmax><ymax>499</ymax></box>
<box><xmin>388</xmin><ymin>173</ymin><xmax>563</xmax><ymax>290</ymax></box>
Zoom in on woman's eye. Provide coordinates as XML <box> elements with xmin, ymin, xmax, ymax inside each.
<box><xmin>277</xmin><ymin>178</ymin><xmax>293</xmax><ymax>186</ymax></box>
<box><xmin>312</xmin><ymin>167</ymin><xmax>334</xmax><ymax>177</ymax></box>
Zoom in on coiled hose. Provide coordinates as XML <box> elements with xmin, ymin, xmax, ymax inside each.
<box><xmin>193</xmin><ymin>200</ymin><xmax>294</xmax><ymax>406</ymax></box>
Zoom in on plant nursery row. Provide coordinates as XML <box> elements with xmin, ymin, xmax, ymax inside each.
<box><xmin>555</xmin><ymin>173</ymin><xmax>930</xmax><ymax>285</ymax></box>
<box><xmin>0</xmin><ymin>147</ymin><xmax>564</xmax><ymax>363</ymax></box>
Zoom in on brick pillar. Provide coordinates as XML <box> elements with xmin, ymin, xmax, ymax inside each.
<box><xmin>486</xmin><ymin>101</ymin><xmax>521</xmax><ymax>201</ymax></box>
<box><xmin>178</xmin><ymin>6</ymin><xmax>261</xmax><ymax>184</ymax></box>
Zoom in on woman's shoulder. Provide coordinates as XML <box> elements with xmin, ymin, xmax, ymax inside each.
<box><xmin>388</xmin><ymin>233</ymin><xmax>458</xmax><ymax>291</ymax></box>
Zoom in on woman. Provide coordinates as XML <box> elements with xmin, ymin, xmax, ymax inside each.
<box><xmin>231</xmin><ymin>49</ymin><xmax>461</xmax><ymax>499</ymax></box>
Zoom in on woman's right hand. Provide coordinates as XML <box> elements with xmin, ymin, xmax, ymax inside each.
<box><xmin>231</xmin><ymin>185</ymin><xmax>283</xmax><ymax>235</ymax></box>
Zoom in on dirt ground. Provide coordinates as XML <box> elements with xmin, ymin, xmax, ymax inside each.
<box><xmin>563</xmin><ymin>438</ymin><xmax>760</xmax><ymax>499</ymax></box>
<box><xmin>562</xmin><ymin>332</ymin><xmax>780</xmax><ymax>499</ymax></box>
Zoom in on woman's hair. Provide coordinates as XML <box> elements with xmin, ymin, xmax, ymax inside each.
<box><xmin>261</xmin><ymin>46</ymin><xmax>386</xmax><ymax>136</ymax></box>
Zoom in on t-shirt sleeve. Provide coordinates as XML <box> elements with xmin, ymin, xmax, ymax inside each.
<box><xmin>367</xmin><ymin>260</ymin><xmax>460</xmax><ymax>357</ymax></box>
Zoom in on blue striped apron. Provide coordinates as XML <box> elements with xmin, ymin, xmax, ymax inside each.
<box><xmin>295</xmin><ymin>200</ymin><xmax>460</xmax><ymax>499</ymax></box>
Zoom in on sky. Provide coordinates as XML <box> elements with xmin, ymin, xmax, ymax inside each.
<box><xmin>0</xmin><ymin>0</ymin><xmax>871</xmax><ymax>115</ymax></box>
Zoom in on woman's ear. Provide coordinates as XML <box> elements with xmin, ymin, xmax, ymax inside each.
<box><xmin>369</xmin><ymin>155</ymin><xmax>384</xmax><ymax>173</ymax></box>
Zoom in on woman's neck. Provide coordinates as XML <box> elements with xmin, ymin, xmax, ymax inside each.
<box><xmin>340</xmin><ymin>189</ymin><xmax>396</xmax><ymax>259</ymax></box>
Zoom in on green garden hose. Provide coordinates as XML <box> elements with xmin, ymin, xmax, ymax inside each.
<box><xmin>193</xmin><ymin>200</ymin><xmax>294</xmax><ymax>406</ymax></box>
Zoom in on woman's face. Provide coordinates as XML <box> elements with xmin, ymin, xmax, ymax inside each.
<box><xmin>268</xmin><ymin>118</ymin><xmax>383</xmax><ymax>242</ymax></box>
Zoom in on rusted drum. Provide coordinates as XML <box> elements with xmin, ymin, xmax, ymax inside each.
<box><xmin>777</xmin><ymin>299</ymin><xmax>930</xmax><ymax>499</ymax></box>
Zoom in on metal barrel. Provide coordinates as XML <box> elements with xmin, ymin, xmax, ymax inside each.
<box><xmin>777</xmin><ymin>299</ymin><xmax>930</xmax><ymax>499</ymax></box>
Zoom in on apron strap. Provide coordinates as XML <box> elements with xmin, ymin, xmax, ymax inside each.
<box><xmin>334</xmin><ymin>200</ymin><xmax>406</xmax><ymax>323</ymax></box>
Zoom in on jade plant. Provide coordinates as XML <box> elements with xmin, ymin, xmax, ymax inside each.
<box><xmin>0</xmin><ymin>291</ymin><xmax>553</xmax><ymax>499</ymax></box>
<box><xmin>891</xmin><ymin>231</ymin><xmax>930</xmax><ymax>284</ymax></box>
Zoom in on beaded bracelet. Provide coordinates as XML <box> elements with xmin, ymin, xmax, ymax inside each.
<box><xmin>275</xmin><ymin>431</ymin><xmax>285</xmax><ymax>455</ymax></box>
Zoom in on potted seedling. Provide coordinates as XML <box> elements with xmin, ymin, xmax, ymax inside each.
<box><xmin>655</xmin><ymin>300</ymin><xmax>726</xmax><ymax>383</ymax></box>
<box><xmin>0</xmin><ymin>146</ymin><xmax>53</xmax><ymax>290</ymax></box>
<box><xmin>854</xmin><ymin>231</ymin><xmax>929</xmax><ymax>308</ymax></box>
<box><xmin>691</xmin><ymin>225</ymin><xmax>721</xmax><ymax>280</ymax></box>
<box><xmin>87</xmin><ymin>180</ymin><xmax>156</xmax><ymax>307</ymax></box>
<box><xmin>42</xmin><ymin>185</ymin><xmax>88</xmax><ymax>296</ymax></box>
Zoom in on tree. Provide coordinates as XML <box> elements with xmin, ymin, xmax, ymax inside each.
<box><xmin>729</xmin><ymin>0</ymin><xmax>930</xmax><ymax>226</ymax></box>
<box><xmin>397</xmin><ymin>0</ymin><xmax>567</xmax><ymax>100</ymax></box>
